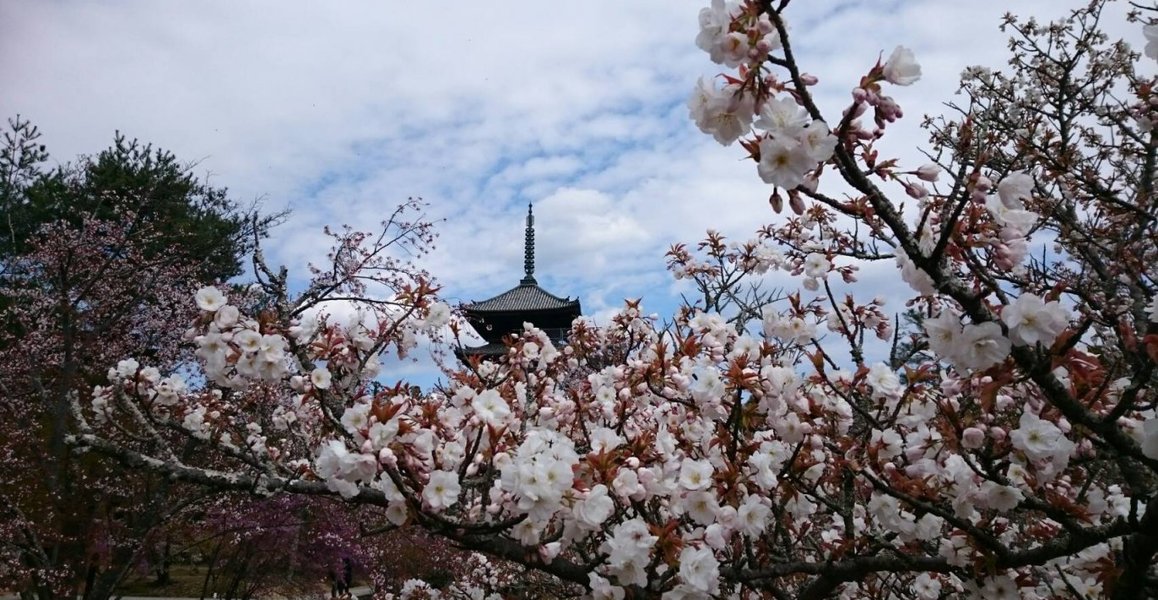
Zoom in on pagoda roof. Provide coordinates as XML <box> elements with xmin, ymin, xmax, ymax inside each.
<box><xmin>456</xmin><ymin>342</ymin><xmax>509</xmax><ymax>358</ymax></box>
<box><xmin>463</xmin><ymin>280</ymin><xmax>581</xmax><ymax>314</ymax></box>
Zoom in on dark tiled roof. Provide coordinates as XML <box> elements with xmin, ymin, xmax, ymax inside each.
<box><xmin>463</xmin><ymin>282</ymin><xmax>580</xmax><ymax>313</ymax></box>
<box><xmin>457</xmin><ymin>342</ymin><xmax>509</xmax><ymax>357</ymax></box>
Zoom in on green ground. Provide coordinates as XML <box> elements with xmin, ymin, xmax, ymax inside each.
<box><xmin>116</xmin><ymin>565</ymin><xmax>336</xmax><ymax>599</ymax></box>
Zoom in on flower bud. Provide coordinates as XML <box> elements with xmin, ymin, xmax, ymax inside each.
<box><xmin>769</xmin><ymin>190</ymin><xmax>784</xmax><ymax>213</ymax></box>
<box><xmin>915</xmin><ymin>163</ymin><xmax>941</xmax><ymax>182</ymax></box>
<box><xmin>789</xmin><ymin>191</ymin><xmax>805</xmax><ymax>215</ymax></box>
<box><xmin>961</xmin><ymin>427</ymin><xmax>986</xmax><ymax>449</ymax></box>
<box><xmin>905</xmin><ymin>182</ymin><xmax>929</xmax><ymax>200</ymax></box>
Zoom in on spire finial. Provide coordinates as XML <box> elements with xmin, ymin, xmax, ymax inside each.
<box><xmin>521</xmin><ymin>202</ymin><xmax>536</xmax><ymax>285</ymax></box>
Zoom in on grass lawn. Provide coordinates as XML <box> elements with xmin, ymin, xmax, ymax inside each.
<box><xmin>116</xmin><ymin>565</ymin><xmax>335</xmax><ymax>598</ymax></box>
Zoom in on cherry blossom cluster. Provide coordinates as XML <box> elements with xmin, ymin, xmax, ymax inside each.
<box><xmin>68</xmin><ymin>2</ymin><xmax>1158</xmax><ymax>599</ymax></box>
<box><xmin>80</xmin><ymin>273</ymin><xmax>1150</xmax><ymax>598</ymax></box>
<box><xmin>690</xmin><ymin>3</ymin><xmax>839</xmax><ymax>189</ymax></box>
<box><xmin>379</xmin><ymin>551</ymin><xmax>540</xmax><ymax>599</ymax></box>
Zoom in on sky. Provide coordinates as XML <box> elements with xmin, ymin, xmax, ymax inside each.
<box><xmin>1</xmin><ymin>0</ymin><xmax>1145</xmax><ymax>384</ymax></box>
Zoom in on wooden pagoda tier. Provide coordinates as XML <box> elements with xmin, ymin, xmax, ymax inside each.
<box><xmin>457</xmin><ymin>204</ymin><xmax>581</xmax><ymax>361</ymax></box>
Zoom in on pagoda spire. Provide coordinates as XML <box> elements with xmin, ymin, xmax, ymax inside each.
<box><xmin>457</xmin><ymin>201</ymin><xmax>582</xmax><ymax>362</ymax></box>
<box><xmin>521</xmin><ymin>202</ymin><xmax>536</xmax><ymax>285</ymax></box>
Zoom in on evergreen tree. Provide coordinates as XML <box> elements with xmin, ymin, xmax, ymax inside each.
<box><xmin>0</xmin><ymin>116</ymin><xmax>284</xmax><ymax>283</ymax></box>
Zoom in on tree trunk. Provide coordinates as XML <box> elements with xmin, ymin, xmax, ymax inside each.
<box><xmin>152</xmin><ymin>539</ymin><xmax>171</xmax><ymax>586</ymax></box>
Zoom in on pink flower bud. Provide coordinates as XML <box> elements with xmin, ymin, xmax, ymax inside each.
<box><xmin>877</xmin><ymin>96</ymin><xmax>901</xmax><ymax>121</ymax></box>
<box><xmin>905</xmin><ymin>182</ymin><xmax>929</xmax><ymax>199</ymax></box>
<box><xmin>915</xmin><ymin>163</ymin><xmax>941</xmax><ymax>182</ymax></box>
<box><xmin>769</xmin><ymin>190</ymin><xmax>784</xmax><ymax>213</ymax></box>
<box><xmin>789</xmin><ymin>191</ymin><xmax>805</xmax><ymax>215</ymax></box>
<box><xmin>852</xmin><ymin>87</ymin><xmax>869</xmax><ymax>102</ymax></box>
<box><xmin>800</xmin><ymin>73</ymin><xmax>819</xmax><ymax>86</ymax></box>
<box><xmin>961</xmin><ymin>427</ymin><xmax>986</xmax><ymax>449</ymax></box>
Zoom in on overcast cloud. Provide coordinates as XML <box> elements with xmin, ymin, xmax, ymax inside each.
<box><xmin>1</xmin><ymin>0</ymin><xmax>1145</xmax><ymax>383</ymax></box>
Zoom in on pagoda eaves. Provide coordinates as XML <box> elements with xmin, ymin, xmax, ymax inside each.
<box><xmin>458</xmin><ymin>204</ymin><xmax>581</xmax><ymax>358</ymax></box>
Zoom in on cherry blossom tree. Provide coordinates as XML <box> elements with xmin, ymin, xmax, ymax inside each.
<box><xmin>0</xmin><ymin>213</ymin><xmax>211</xmax><ymax>600</ymax></box>
<box><xmin>161</xmin><ymin>494</ymin><xmax>381</xmax><ymax>600</ymax></box>
<box><xmin>0</xmin><ymin>121</ymin><xmax>280</xmax><ymax>600</ymax></box>
<box><xmin>67</xmin><ymin>1</ymin><xmax>1158</xmax><ymax>599</ymax></box>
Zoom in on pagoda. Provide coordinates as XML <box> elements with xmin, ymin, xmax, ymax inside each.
<box><xmin>457</xmin><ymin>204</ymin><xmax>581</xmax><ymax>361</ymax></box>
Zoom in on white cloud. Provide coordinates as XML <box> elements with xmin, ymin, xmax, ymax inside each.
<box><xmin>2</xmin><ymin>0</ymin><xmax>1145</xmax><ymax>384</ymax></box>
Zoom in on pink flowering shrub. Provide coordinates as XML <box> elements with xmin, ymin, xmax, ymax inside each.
<box><xmin>69</xmin><ymin>2</ymin><xmax>1158</xmax><ymax>599</ymax></box>
<box><xmin>0</xmin><ymin>213</ymin><xmax>205</xmax><ymax>599</ymax></box>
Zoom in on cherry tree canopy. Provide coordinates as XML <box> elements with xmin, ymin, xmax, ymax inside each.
<box><xmin>69</xmin><ymin>1</ymin><xmax>1158</xmax><ymax>598</ymax></box>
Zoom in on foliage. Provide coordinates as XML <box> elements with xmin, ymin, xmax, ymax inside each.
<box><xmin>0</xmin><ymin>117</ymin><xmax>283</xmax><ymax>283</ymax></box>
<box><xmin>69</xmin><ymin>1</ymin><xmax>1158</xmax><ymax>599</ymax></box>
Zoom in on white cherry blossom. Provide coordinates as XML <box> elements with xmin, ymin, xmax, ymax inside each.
<box><xmin>471</xmin><ymin>388</ymin><xmax>511</xmax><ymax>426</ymax></box>
<box><xmin>1002</xmin><ymin>292</ymin><xmax>1070</xmax><ymax>346</ymax></box>
<box><xmin>996</xmin><ymin>171</ymin><xmax>1034</xmax><ymax>209</ymax></box>
<box><xmin>678</xmin><ymin>458</ymin><xmax>714</xmax><ymax>491</ymax></box>
<box><xmin>756</xmin><ymin>136</ymin><xmax>814</xmax><ymax>188</ymax></box>
<box><xmin>882</xmin><ymin>46</ymin><xmax>922</xmax><ymax>85</ymax></box>
<box><xmin>423</xmin><ymin>470</ymin><xmax>461</xmax><ymax>510</ymax></box>
<box><xmin>956</xmin><ymin>322</ymin><xmax>1011</xmax><ymax>371</ymax></box>
<box><xmin>310</xmin><ymin>366</ymin><xmax>332</xmax><ymax>390</ymax></box>
<box><xmin>194</xmin><ymin>286</ymin><xmax>227</xmax><ymax>312</ymax></box>
<box><xmin>688</xmin><ymin>76</ymin><xmax>755</xmax><ymax>146</ymax></box>
<box><xmin>677</xmin><ymin>545</ymin><xmax>720</xmax><ymax>595</ymax></box>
